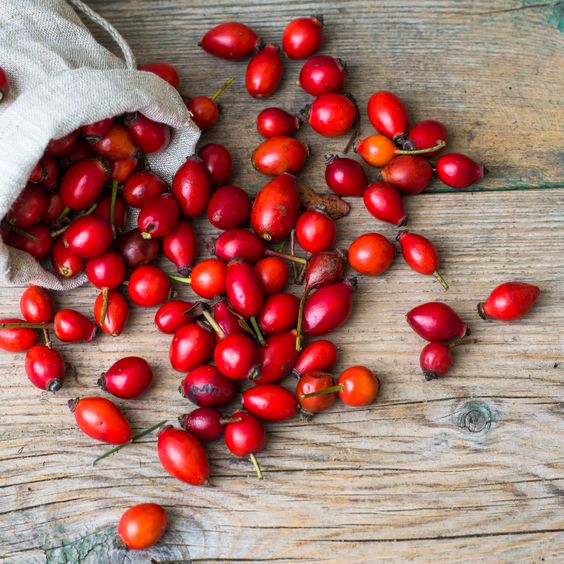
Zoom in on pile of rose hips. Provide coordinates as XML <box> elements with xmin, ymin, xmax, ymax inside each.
<box><xmin>0</xmin><ymin>16</ymin><xmax>542</xmax><ymax>552</ymax></box>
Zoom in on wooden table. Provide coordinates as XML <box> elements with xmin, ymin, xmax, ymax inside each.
<box><xmin>1</xmin><ymin>1</ymin><xmax>563</xmax><ymax>562</ymax></box>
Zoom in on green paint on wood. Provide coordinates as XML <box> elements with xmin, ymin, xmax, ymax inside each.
<box><xmin>545</xmin><ymin>1</ymin><xmax>564</xmax><ymax>31</ymax></box>
<box><xmin>43</xmin><ymin>526</ymin><xmax>118</xmax><ymax>564</ymax></box>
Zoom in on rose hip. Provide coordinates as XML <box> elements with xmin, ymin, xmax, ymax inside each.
<box><xmin>123</xmin><ymin>171</ymin><xmax>167</xmax><ymax>209</ymax></box>
<box><xmin>336</xmin><ymin>366</ymin><xmax>380</xmax><ymax>406</ymax></box>
<box><xmin>304</xmin><ymin>249</ymin><xmax>347</xmax><ymax>291</ymax></box>
<box><xmin>169</xmin><ymin>323</ymin><xmax>214</xmax><ymax>372</ymax></box>
<box><xmin>420</xmin><ymin>342</ymin><xmax>452</xmax><ymax>380</ymax></box>
<box><xmin>155</xmin><ymin>300</ymin><xmax>195</xmax><ymax>334</ymax></box>
<box><xmin>20</xmin><ymin>284</ymin><xmax>55</xmax><ymax>323</ymax></box>
<box><xmin>43</xmin><ymin>192</ymin><xmax>66</xmax><ymax>226</ymax></box>
<box><xmin>63</xmin><ymin>216</ymin><xmax>113</xmax><ymax>258</ymax></box>
<box><xmin>296</xmin><ymin>371</ymin><xmax>336</xmax><ymax>414</ymax></box>
<box><xmin>258</xmin><ymin>293</ymin><xmax>299</xmax><ymax>336</ymax></box>
<box><xmin>59</xmin><ymin>157</ymin><xmax>109</xmax><ymax>211</ymax></box>
<box><xmin>292</xmin><ymin>339</ymin><xmax>338</xmax><ymax>378</ymax></box>
<box><xmin>39</xmin><ymin>157</ymin><xmax>59</xmax><ymax>191</ymax></box>
<box><xmin>124</xmin><ymin>112</ymin><xmax>171</xmax><ymax>153</ymax></box>
<box><xmin>226</xmin><ymin>261</ymin><xmax>264</xmax><ymax>339</ymax></box>
<box><xmin>299</xmin><ymin>56</ymin><xmax>346</xmax><ymax>96</ymax></box>
<box><xmin>94</xmin><ymin>289</ymin><xmax>129</xmax><ymax>337</ymax></box>
<box><xmin>0</xmin><ymin>318</ymin><xmax>38</xmax><ymax>352</ymax></box>
<box><xmin>54</xmin><ymin>309</ymin><xmax>96</xmax><ymax>342</ymax></box>
<box><xmin>257</xmin><ymin>108</ymin><xmax>300</xmax><ymax>138</ymax></box>
<box><xmin>69</xmin><ymin>397</ymin><xmax>131</xmax><ymax>444</ymax></box>
<box><xmin>0</xmin><ymin>66</ymin><xmax>9</xmax><ymax>100</ymax></box>
<box><xmin>363</xmin><ymin>182</ymin><xmax>406</xmax><ymax>226</ymax></box>
<box><xmin>138</xmin><ymin>194</ymin><xmax>179</xmax><ymax>239</ymax></box>
<box><xmin>200</xmin><ymin>22</ymin><xmax>259</xmax><ymax>60</ymax></box>
<box><xmin>60</xmin><ymin>138</ymin><xmax>96</xmax><ymax>168</ymax></box>
<box><xmin>117</xmin><ymin>228</ymin><xmax>161</xmax><ymax>268</ymax></box>
<box><xmin>7</xmin><ymin>224</ymin><xmax>52</xmax><ymax>260</ymax></box>
<box><xmin>367</xmin><ymin>90</ymin><xmax>409</xmax><ymax>143</ymax></box>
<box><xmin>138</xmin><ymin>62</ymin><xmax>180</xmax><ymax>89</ymax></box>
<box><xmin>179</xmin><ymin>407</ymin><xmax>235</xmax><ymax>441</ymax></box>
<box><xmin>117</xmin><ymin>503</ymin><xmax>167</xmax><ymax>550</ymax></box>
<box><xmin>254</xmin><ymin>330</ymin><xmax>299</xmax><ymax>384</ymax></box>
<box><xmin>354</xmin><ymin>134</ymin><xmax>445</xmax><ymax>167</ymax></box>
<box><xmin>296</xmin><ymin>210</ymin><xmax>336</xmax><ymax>254</ymax></box>
<box><xmin>51</xmin><ymin>238</ymin><xmax>84</xmax><ymax>278</ymax></box>
<box><xmin>25</xmin><ymin>344</ymin><xmax>65</xmax><ymax>392</ymax></box>
<box><xmin>224</xmin><ymin>411</ymin><xmax>266</xmax><ymax>479</ymax></box>
<box><xmin>86</xmin><ymin>252</ymin><xmax>126</xmax><ymax>292</ymax></box>
<box><xmin>397</xmin><ymin>230</ymin><xmax>448</xmax><ymax>290</ymax></box>
<box><xmin>381</xmin><ymin>155</ymin><xmax>433</xmax><ymax>195</ymax></box>
<box><xmin>180</xmin><ymin>365</ymin><xmax>236</xmax><ymax>408</ymax></box>
<box><xmin>213</xmin><ymin>228</ymin><xmax>266</xmax><ymax>264</ymax></box>
<box><xmin>98</xmin><ymin>356</ymin><xmax>153</xmax><ymax>399</ymax></box>
<box><xmin>109</xmin><ymin>158</ymin><xmax>136</xmax><ymax>187</ymax></box>
<box><xmin>198</xmin><ymin>143</ymin><xmax>232</xmax><ymax>186</ymax></box>
<box><xmin>180</xmin><ymin>258</ymin><xmax>227</xmax><ymax>299</ymax></box>
<box><xmin>246</xmin><ymin>44</ymin><xmax>282</xmax><ymax>98</ymax></box>
<box><xmin>207</xmin><ymin>186</ymin><xmax>251</xmax><ymax>230</ymax></box>
<box><xmin>348</xmin><ymin>233</ymin><xmax>395</xmax><ymax>276</ymax></box>
<box><xmin>406</xmin><ymin>119</ymin><xmax>448</xmax><ymax>155</ymax></box>
<box><xmin>252</xmin><ymin>136</ymin><xmax>309</xmax><ymax>176</ymax></box>
<box><xmin>7</xmin><ymin>185</ymin><xmax>49</xmax><ymax>228</ymax></box>
<box><xmin>213</xmin><ymin>299</ymin><xmax>246</xmax><ymax>338</ymax></box>
<box><xmin>308</xmin><ymin>93</ymin><xmax>356</xmax><ymax>137</ymax></box>
<box><xmin>90</xmin><ymin>123</ymin><xmax>138</xmax><ymax>161</ymax></box>
<box><xmin>302</xmin><ymin>279</ymin><xmax>356</xmax><ymax>336</ymax></box>
<box><xmin>254</xmin><ymin>257</ymin><xmax>288</xmax><ymax>295</ymax></box>
<box><xmin>282</xmin><ymin>16</ymin><xmax>323</xmax><ymax>59</ymax></box>
<box><xmin>251</xmin><ymin>174</ymin><xmax>299</xmax><ymax>242</ymax></box>
<box><xmin>112</xmin><ymin>157</ymin><xmax>139</xmax><ymax>185</ymax></box>
<box><xmin>45</xmin><ymin>131</ymin><xmax>80</xmax><ymax>157</ymax></box>
<box><xmin>162</xmin><ymin>219</ymin><xmax>197</xmax><ymax>276</ymax></box>
<box><xmin>157</xmin><ymin>426</ymin><xmax>209</xmax><ymax>486</ymax></box>
<box><xmin>128</xmin><ymin>265</ymin><xmax>170</xmax><ymax>307</ymax></box>
<box><xmin>406</xmin><ymin>302</ymin><xmax>468</xmax><ymax>342</ymax></box>
<box><xmin>242</xmin><ymin>384</ymin><xmax>298</xmax><ymax>421</ymax></box>
<box><xmin>213</xmin><ymin>331</ymin><xmax>259</xmax><ymax>380</ymax></box>
<box><xmin>478</xmin><ymin>282</ymin><xmax>540</xmax><ymax>321</ymax></box>
<box><xmin>172</xmin><ymin>156</ymin><xmax>212</xmax><ymax>217</ymax></box>
<box><xmin>80</xmin><ymin>118</ymin><xmax>114</xmax><ymax>141</ymax></box>
<box><xmin>325</xmin><ymin>155</ymin><xmax>367</xmax><ymax>197</ymax></box>
<box><xmin>436</xmin><ymin>153</ymin><xmax>485</xmax><ymax>189</ymax></box>
<box><xmin>187</xmin><ymin>77</ymin><xmax>234</xmax><ymax>131</ymax></box>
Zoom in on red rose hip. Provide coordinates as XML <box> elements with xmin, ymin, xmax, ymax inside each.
<box><xmin>478</xmin><ymin>282</ymin><xmax>540</xmax><ymax>321</ymax></box>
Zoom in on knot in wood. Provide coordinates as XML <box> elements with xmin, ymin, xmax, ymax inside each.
<box><xmin>463</xmin><ymin>409</ymin><xmax>489</xmax><ymax>433</ymax></box>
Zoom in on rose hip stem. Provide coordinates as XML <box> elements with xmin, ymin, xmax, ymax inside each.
<box><xmin>210</xmin><ymin>76</ymin><xmax>235</xmax><ymax>101</ymax></box>
<box><xmin>295</xmin><ymin>292</ymin><xmax>308</xmax><ymax>351</ymax></box>
<box><xmin>93</xmin><ymin>419</ymin><xmax>167</xmax><ymax>465</ymax></box>
<box><xmin>50</xmin><ymin>224</ymin><xmax>69</xmax><ymax>238</ymax></box>
<box><xmin>200</xmin><ymin>308</ymin><xmax>226</xmax><ymax>339</ymax></box>
<box><xmin>109</xmin><ymin>180</ymin><xmax>119</xmax><ymax>227</ymax></box>
<box><xmin>249</xmin><ymin>316</ymin><xmax>266</xmax><ymax>346</ymax></box>
<box><xmin>250</xmin><ymin>453</ymin><xmax>263</xmax><ymax>480</ymax></box>
<box><xmin>0</xmin><ymin>321</ymin><xmax>53</xmax><ymax>329</ymax></box>
<box><xmin>264</xmin><ymin>248</ymin><xmax>308</xmax><ymax>265</ymax></box>
<box><xmin>6</xmin><ymin>225</ymin><xmax>38</xmax><ymax>241</ymax></box>
<box><xmin>301</xmin><ymin>384</ymin><xmax>343</xmax><ymax>398</ymax></box>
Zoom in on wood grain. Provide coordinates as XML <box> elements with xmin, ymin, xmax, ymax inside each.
<box><xmin>1</xmin><ymin>0</ymin><xmax>563</xmax><ymax>562</ymax></box>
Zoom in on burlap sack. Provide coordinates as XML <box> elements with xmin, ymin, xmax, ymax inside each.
<box><xmin>0</xmin><ymin>0</ymin><xmax>200</xmax><ymax>290</ymax></box>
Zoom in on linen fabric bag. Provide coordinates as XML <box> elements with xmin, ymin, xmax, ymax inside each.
<box><xmin>0</xmin><ymin>0</ymin><xmax>199</xmax><ymax>289</ymax></box>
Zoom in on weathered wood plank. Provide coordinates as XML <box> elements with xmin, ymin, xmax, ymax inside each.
<box><xmin>85</xmin><ymin>0</ymin><xmax>564</xmax><ymax>193</ymax></box>
<box><xmin>1</xmin><ymin>187</ymin><xmax>563</xmax><ymax>562</ymax></box>
<box><xmin>1</xmin><ymin>1</ymin><xmax>563</xmax><ymax>562</ymax></box>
